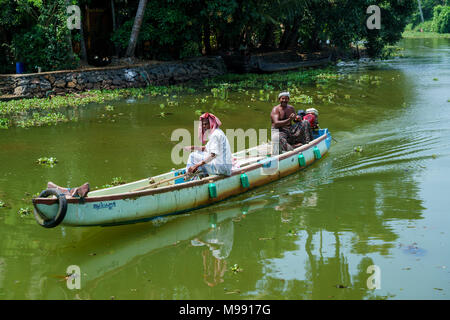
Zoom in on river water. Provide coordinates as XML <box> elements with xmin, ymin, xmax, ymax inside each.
<box><xmin>0</xmin><ymin>38</ymin><xmax>449</xmax><ymax>300</ymax></box>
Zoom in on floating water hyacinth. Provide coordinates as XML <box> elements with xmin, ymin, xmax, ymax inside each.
<box><xmin>16</xmin><ymin>112</ymin><xmax>68</xmax><ymax>128</ymax></box>
<box><xmin>291</xmin><ymin>94</ymin><xmax>313</xmax><ymax>104</ymax></box>
<box><xmin>111</xmin><ymin>177</ymin><xmax>126</xmax><ymax>186</ymax></box>
<box><xmin>0</xmin><ymin>200</ymin><xmax>6</xmax><ymax>208</ymax></box>
<box><xmin>231</xmin><ymin>264</ymin><xmax>242</xmax><ymax>273</ymax></box>
<box><xmin>36</xmin><ymin>157</ymin><xmax>58</xmax><ymax>167</ymax></box>
<box><xmin>354</xmin><ymin>146</ymin><xmax>363</xmax><ymax>153</ymax></box>
<box><xmin>18</xmin><ymin>207</ymin><xmax>32</xmax><ymax>217</ymax></box>
<box><xmin>211</xmin><ymin>84</ymin><xmax>229</xmax><ymax>100</ymax></box>
<box><xmin>105</xmin><ymin>105</ymin><xmax>114</xmax><ymax>111</ymax></box>
<box><xmin>99</xmin><ymin>176</ymin><xmax>127</xmax><ymax>189</ymax></box>
<box><xmin>0</xmin><ymin>118</ymin><xmax>9</xmax><ymax>129</ymax></box>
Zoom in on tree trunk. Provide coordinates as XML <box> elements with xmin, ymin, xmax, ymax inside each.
<box><xmin>79</xmin><ymin>6</ymin><xmax>88</xmax><ymax>61</ymax></box>
<box><xmin>65</xmin><ymin>0</ymin><xmax>74</xmax><ymax>60</ymax></box>
<box><xmin>125</xmin><ymin>0</ymin><xmax>148</xmax><ymax>57</ymax></box>
<box><xmin>110</xmin><ymin>0</ymin><xmax>118</xmax><ymax>56</ymax></box>
<box><xmin>261</xmin><ymin>23</ymin><xmax>276</xmax><ymax>50</ymax></box>
<box><xmin>203</xmin><ymin>21</ymin><xmax>211</xmax><ymax>55</ymax></box>
<box><xmin>285</xmin><ymin>20</ymin><xmax>300</xmax><ymax>50</ymax></box>
<box><xmin>279</xmin><ymin>26</ymin><xmax>293</xmax><ymax>50</ymax></box>
<box><xmin>417</xmin><ymin>0</ymin><xmax>424</xmax><ymax>23</ymax></box>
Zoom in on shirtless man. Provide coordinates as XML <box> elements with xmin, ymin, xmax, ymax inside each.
<box><xmin>271</xmin><ymin>92</ymin><xmax>312</xmax><ymax>154</ymax></box>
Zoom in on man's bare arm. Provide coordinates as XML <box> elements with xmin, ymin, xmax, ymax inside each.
<box><xmin>271</xmin><ymin>107</ymin><xmax>295</xmax><ymax>128</ymax></box>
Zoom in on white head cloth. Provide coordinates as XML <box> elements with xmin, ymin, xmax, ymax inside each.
<box><xmin>306</xmin><ymin>108</ymin><xmax>319</xmax><ymax>116</ymax></box>
<box><xmin>278</xmin><ymin>92</ymin><xmax>290</xmax><ymax>99</ymax></box>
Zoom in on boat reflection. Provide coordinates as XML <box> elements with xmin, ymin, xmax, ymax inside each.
<box><xmin>58</xmin><ymin>197</ymin><xmax>269</xmax><ymax>289</ymax></box>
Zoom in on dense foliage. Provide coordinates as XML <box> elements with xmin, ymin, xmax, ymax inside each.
<box><xmin>0</xmin><ymin>0</ymin><xmax>77</xmax><ymax>73</ymax></box>
<box><xmin>0</xmin><ymin>0</ymin><xmax>419</xmax><ymax>73</ymax></box>
<box><xmin>432</xmin><ymin>5</ymin><xmax>450</xmax><ymax>33</ymax></box>
<box><xmin>406</xmin><ymin>0</ymin><xmax>449</xmax><ymax>33</ymax></box>
<box><xmin>112</xmin><ymin>0</ymin><xmax>416</xmax><ymax>59</ymax></box>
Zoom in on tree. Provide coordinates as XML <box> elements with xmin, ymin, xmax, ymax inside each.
<box><xmin>125</xmin><ymin>0</ymin><xmax>148</xmax><ymax>57</ymax></box>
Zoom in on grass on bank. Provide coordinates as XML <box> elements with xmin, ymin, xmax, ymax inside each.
<box><xmin>402</xmin><ymin>30</ymin><xmax>450</xmax><ymax>38</ymax></box>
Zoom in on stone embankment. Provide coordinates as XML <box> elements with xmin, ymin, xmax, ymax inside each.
<box><xmin>0</xmin><ymin>56</ymin><xmax>226</xmax><ymax>99</ymax></box>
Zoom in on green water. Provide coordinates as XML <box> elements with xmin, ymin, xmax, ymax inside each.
<box><xmin>1</xmin><ymin>38</ymin><xmax>449</xmax><ymax>300</ymax></box>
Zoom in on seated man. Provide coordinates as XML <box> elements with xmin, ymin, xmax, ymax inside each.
<box><xmin>184</xmin><ymin>113</ymin><xmax>232</xmax><ymax>177</ymax></box>
<box><xmin>271</xmin><ymin>92</ymin><xmax>313</xmax><ymax>154</ymax></box>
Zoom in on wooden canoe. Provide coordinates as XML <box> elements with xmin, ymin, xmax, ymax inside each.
<box><xmin>32</xmin><ymin>129</ymin><xmax>332</xmax><ymax>227</ymax></box>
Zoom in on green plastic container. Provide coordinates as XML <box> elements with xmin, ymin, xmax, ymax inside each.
<box><xmin>208</xmin><ymin>183</ymin><xmax>217</xmax><ymax>198</ymax></box>
<box><xmin>240</xmin><ymin>173</ymin><xmax>250</xmax><ymax>188</ymax></box>
<box><xmin>298</xmin><ymin>153</ymin><xmax>306</xmax><ymax>167</ymax></box>
<box><xmin>313</xmin><ymin>146</ymin><xmax>321</xmax><ymax>159</ymax></box>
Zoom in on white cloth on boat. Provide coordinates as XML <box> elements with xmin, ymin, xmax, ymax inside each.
<box><xmin>186</xmin><ymin>128</ymin><xmax>232</xmax><ymax>176</ymax></box>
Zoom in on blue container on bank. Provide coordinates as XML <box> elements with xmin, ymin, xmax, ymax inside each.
<box><xmin>16</xmin><ymin>62</ymin><xmax>25</xmax><ymax>74</ymax></box>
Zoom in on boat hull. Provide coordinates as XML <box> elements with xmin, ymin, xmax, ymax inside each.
<box><xmin>34</xmin><ymin>130</ymin><xmax>332</xmax><ymax>227</ymax></box>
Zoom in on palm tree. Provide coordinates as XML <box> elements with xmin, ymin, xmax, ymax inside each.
<box><xmin>417</xmin><ymin>0</ymin><xmax>424</xmax><ymax>23</ymax></box>
<box><xmin>125</xmin><ymin>0</ymin><xmax>148</xmax><ymax>57</ymax></box>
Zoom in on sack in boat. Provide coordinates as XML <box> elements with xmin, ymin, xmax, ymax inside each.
<box><xmin>47</xmin><ymin>182</ymin><xmax>90</xmax><ymax>198</ymax></box>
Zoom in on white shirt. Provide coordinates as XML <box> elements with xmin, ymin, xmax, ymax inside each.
<box><xmin>205</xmin><ymin>128</ymin><xmax>232</xmax><ymax>176</ymax></box>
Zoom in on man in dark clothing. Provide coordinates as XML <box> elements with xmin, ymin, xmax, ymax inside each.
<box><xmin>270</xmin><ymin>92</ymin><xmax>313</xmax><ymax>154</ymax></box>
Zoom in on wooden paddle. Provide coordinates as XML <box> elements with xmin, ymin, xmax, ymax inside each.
<box><xmin>131</xmin><ymin>172</ymin><xmax>195</xmax><ymax>192</ymax></box>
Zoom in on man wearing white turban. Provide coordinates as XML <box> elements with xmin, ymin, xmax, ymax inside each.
<box><xmin>270</xmin><ymin>92</ymin><xmax>313</xmax><ymax>154</ymax></box>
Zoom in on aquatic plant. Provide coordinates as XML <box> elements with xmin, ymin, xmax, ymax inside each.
<box><xmin>211</xmin><ymin>83</ymin><xmax>230</xmax><ymax>100</ymax></box>
<box><xmin>16</xmin><ymin>112</ymin><xmax>68</xmax><ymax>128</ymax></box>
<box><xmin>204</xmin><ymin>67</ymin><xmax>337</xmax><ymax>90</ymax></box>
<box><xmin>381</xmin><ymin>45</ymin><xmax>405</xmax><ymax>59</ymax></box>
<box><xmin>0</xmin><ymin>84</ymin><xmax>200</xmax><ymax>128</ymax></box>
<box><xmin>36</xmin><ymin>157</ymin><xmax>58</xmax><ymax>167</ymax></box>
<box><xmin>18</xmin><ymin>207</ymin><xmax>32</xmax><ymax>217</ymax></box>
<box><xmin>111</xmin><ymin>177</ymin><xmax>126</xmax><ymax>186</ymax></box>
<box><xmin>0</xmin><ymin>118</ymin><xmax>9</xmax><ymax>129</ymax></box>
<box><xmin>231</xmin><ymin>264</ymin><xmax>242</xmax><ymax>273</ymax></box>
<box><xmin>290</xmin><ymin>94</ymin><xmax>313</xmax><ymax>104</ymax></box>
<box><xmin>0</xmin><ymin>200</ymin><xmax>6</xmax><ymax>208</ymax></box>
<box><xmin>98</xmin><ymin>177</ymin><xmax>127</xmax><ymax>189</ymax></box>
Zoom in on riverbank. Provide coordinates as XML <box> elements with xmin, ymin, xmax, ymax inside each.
<box><xmin>0</xmin><ymin>43</ymin><xmax>417</xmax><ymax>130</ymax></box>
<box><xmin>402</xmin><ymin>31</ymin><xmax>450</xmax><ymax>38</ymax></box>
<box><xmin>0</xmin><ymin>66</ymin><xmax>340</xmax><ymax>129</ymax></box>
<box><xmin>0</xmin><ymin>56</ymin><xmax>226</xmax><ymax>100</ymax></box>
